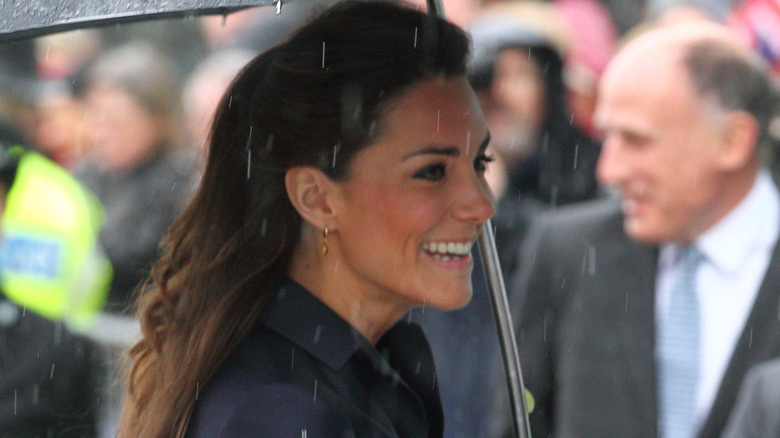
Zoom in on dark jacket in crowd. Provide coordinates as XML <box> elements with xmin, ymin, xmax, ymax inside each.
<box><xmin>0</xmin><ymin>297</ymin><xmax>97</xmax><ymax>438</ymax></box>
<box><xmin>187</xmin><ymin>278</ymin><xmax>444</xmax><ymax>438</ymax></box>
<box><xmin>75</xmin><ymin>149</ymin><xmax>193</xmax><ymax>313</ymax></box>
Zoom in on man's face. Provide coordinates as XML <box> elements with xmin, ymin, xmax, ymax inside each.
<box><xmin>595</xmin><ymin>47</ymin><xmax>730</xmax><ymax>243</ymax></box>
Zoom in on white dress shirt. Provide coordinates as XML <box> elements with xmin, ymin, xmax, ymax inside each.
<box><xmin>656</xmin><ymin>170</ymin><xmax>780</xmax><ymax>429</ymax></box>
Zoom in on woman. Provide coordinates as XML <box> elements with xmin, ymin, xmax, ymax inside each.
<box><xmin>76</xmin><ymin>42</ymin><xmax>194</xmax><ymax>313</ymax></box>
<box><xmin>118</xmin><ymin>2</ymin><xmax>494</xmax><ymax>437</ymax></box>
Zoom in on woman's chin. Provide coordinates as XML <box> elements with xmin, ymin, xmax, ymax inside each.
<box><xmin>418</xmin><ymin>285</ymin><xmax>473</xmax><ymax>312</ymax></box>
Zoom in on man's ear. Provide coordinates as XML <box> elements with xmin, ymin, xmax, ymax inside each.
<box><xmin>717</xmin><ymin>111</ymin><xmax>759</xmax><ymax>171</ymax></box>
<box><xmin>285</xmin><ymin>166</ymin><xmax>339</xmax><ymax>230</ymax></box>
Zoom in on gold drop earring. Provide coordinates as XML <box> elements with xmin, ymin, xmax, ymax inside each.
<box><xmin>319</xmin><ymin>227</ymin><xmax>329</xmax><ymax>257</ymax></box>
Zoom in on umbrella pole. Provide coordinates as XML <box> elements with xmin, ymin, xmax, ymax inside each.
<box><xmin>478</xmin><ymin>220</ymin><xmax>533</xmax><ymax>438</ymax></box>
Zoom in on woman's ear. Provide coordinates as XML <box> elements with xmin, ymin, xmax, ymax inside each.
<box><xmin>285</xmin><ymin>167</ymin><xmax>339</xmax><ymax>230</ymax></box>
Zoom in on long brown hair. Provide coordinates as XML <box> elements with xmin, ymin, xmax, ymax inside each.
<box><xmin>117</xmin><ymin>2</ymin><xmax>469</xmax><ymax>436</ymax></box>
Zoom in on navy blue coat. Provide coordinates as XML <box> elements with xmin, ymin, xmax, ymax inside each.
<box><xmin>186</xmin><ymin>278</ymin><xmax>444</xmax><ymax>437</ymax></box>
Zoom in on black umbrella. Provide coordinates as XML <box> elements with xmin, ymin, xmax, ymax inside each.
<box><xmin>0</xmin><ymin>0</ymin><xmax>278</xmax><ymax>42</ymax></box>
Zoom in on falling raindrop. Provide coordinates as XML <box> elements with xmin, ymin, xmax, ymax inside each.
<box><xmin>13</xmin><ymin>390</ymin><xmax>16</xmax><ymax>416</ymax></box>
<box><xmin>302</xmin><ymin>429</ymin><xmax>307</xmax><ymax>438</ymax></box>
<box><xmin>749</xmin><ymin>326</ymin><xmax>754</xmax><ymax>349</ymax></box>
<box><xmin>322</xmin><ymin>42</ymin><xmax>326</xmax><ymax>69</ymax></box>
<box><xmin>414</xmin><ymin>27</ymin><xmax>418</xmax><ymax>48</ymax></box>
<box><xmin>313</xmin><ymin>325</ymin><xmax>322</xmax><ymax>343</ymax></box>
<box><xmin>332</xmin><ymin>143</ymin><xmax>340</xmax><ymax>169</ymax></box>
<box><xmin>588</xmin><ymin>247</ymin><xmax>596</xmax><ymax>275</ymax></box>
<box><xmin>261</xmin><ymin>218</ymin><xmax>268</xmax><ymax>237</ymax></box>
<box><xmin>313</xmin><ymin>380</ymin><xmax>318</xmax><ymax>402</ymax></box>
<box><xmin>265</xmin><ymin>133</ymin><xmax>274</xmax><ymax>154</ymax></box>
<box><xmin>277</xmin><ymin>0</ymin><xmax>283</xmax><ymax>15</ymax></box>
<box><xmin>246</xmin><ymin>126</ymin><xmax>253</xmax><ymax>180</ymax></box>
<box><xmin>624</xmin><ymin>293</ymin><xmax>629</xmax><ymax>312</ymax></box>
<box><xmin>291</xmin><ymin>349</ymin><xmax>295</xmax><ymax>370</ymax></box>
<box><xmin>573</xmin><ymin>144</ymin><xmax>579</xmax><ymax>169</ymax></box>
<box><xmin>466</xmin><ymin>130</ymin><xmax>471</xmax><ymax>155</ymax></box>
<box><xmin>436</xmin><ymin>110</ymin><xmax>440</xmax><ymax>132</ymax></box>
<box><xmin>228</xmin><ymin>95</ymin><xmax>233</xmax><ymax>108</ymax></box>
<box><xmin>196</xmin><ymin>382</ymin><xmax>200</xmax><ymax>400</ymax></box>
<box><xmin>50</xmin><ymin>364</ymin><xmax>55</xmax><ymax>379</ymax></box>
<box><xmin>247</xmin><ymin>149</ymin><xmax>252</xmax><ymax>179</ymax></box>
<box><xmin>415</xmin><ymin>360</ymin><xmax>422</xmax><ymax>375</ymax></box>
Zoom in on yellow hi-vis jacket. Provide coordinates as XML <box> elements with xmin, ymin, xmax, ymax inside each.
<box><xmin>0</xmin><ymin>149</ymin><xmax>111</xmax><ymax>332</ymax></box>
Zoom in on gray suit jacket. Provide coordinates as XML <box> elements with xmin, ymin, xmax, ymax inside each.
<box><xmin>512</xmin><ymin>199</ymin><xmax>780</xmax><ymax>438</ymax></box>
<box><xmin>722</xmin><ymin>358</ymin><xmax>780</xmax><ymax>438</ymax></box>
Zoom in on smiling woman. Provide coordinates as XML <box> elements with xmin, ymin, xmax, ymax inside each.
<box><xmin>117</xmin><ymin>1</ymin><xmax>494</xmax><ymax>437</ymax></box>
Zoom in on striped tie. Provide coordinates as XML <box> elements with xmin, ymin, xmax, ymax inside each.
<box><xmin>658</xmin><ymin>246</ymin><xmax>702</xmax><ymax>438</ymax></box>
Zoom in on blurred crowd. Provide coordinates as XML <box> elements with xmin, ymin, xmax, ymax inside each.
<box><xmin>0</xmin><ymin>0</ymin><xmax>778</xmax><ymax>437</ymax></box>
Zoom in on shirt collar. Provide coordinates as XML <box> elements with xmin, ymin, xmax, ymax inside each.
<box><xmin>693</xmin><ymin>170</ymin><xmax>780</xmax><ymax>272</ymax></box>
<box><xmin>260</xmin><ymin>277</ymin><xmax>372</xmax><ymax>371</ymax></box>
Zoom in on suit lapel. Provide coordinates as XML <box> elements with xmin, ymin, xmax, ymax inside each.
<box><xmin>612</xmin><ymin>233</ymin><xmax>659</xmax><ymax>433</ymax></box>
<box><xmin>698</xmin><ymin>237</ymin><xmax>780</xmax><ymax>437</ymax></box>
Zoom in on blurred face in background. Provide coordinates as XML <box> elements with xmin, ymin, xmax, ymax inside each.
<box><xmin>595</xmin><ymin>42</ymin><xmax>742</xmax><ymax>243</ymax></box>
<box><xmin>84</xmin><ymin>82</ymin><xmax>162</xmax><ymax>172</ymax></box>
<box><xmin>35</xmin><ymin>92</ymin><xmax>91</xmax><ymax>169</ymax></box>
<box><xmin>485</xmin><ymin>47</ymin><xmax>545</xmax><ymax>167</ymax></box>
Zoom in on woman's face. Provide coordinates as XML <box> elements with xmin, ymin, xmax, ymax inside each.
<box><xmin>332</xmin><ymin>77</ymin><xmax>494</xmax><ymax>315</ymax></box>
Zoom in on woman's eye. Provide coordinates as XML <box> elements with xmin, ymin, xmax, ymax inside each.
<box><xmin>413</xmin><ymin>164</ymin><xmax>446</xmax><ymax>181</ymax></box>
<box><xmin>474</xmin><ymin>153</ymin><xmax>495</xmax><ymax>172</ymax></box>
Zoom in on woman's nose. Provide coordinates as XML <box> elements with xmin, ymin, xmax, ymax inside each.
<box><xmin>453</xmin><ymin>172</ymin><xmax>495</xmax><ymax>224</ymax></box>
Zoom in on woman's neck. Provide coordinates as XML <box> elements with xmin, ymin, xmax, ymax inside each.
<box><xmin>287</xmin><ymin>239</ymin><xmax>409</xmax><ymax>345</ymax></box>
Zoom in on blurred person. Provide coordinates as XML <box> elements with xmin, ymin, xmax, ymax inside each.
<box><xmin>33</xmin><ymin>30</ymin><xmax>101</xmax><ymax>169</ymax></box>
<box><xmin>553</xmin><ymin>0</ymin><xmax>618</xmax><ymax>140</ymax></box>
<box><xmin>182</xmin><ymin>48</ymin><xmax>255</xmax><ymax>165</ymax></box>
<box><xmin>35</xmin><ymin>29</ymin><xmax>101</xmax><ymax>80</ymax></box>
<box><xmin>117</xmin><ymin>2</ymin><xmax>494</xmax><ymax>437</ymax></box>
<box><xmin>513</xmin><ymin>22</ymin><xmax>780</xmax><ymax>438</ymax></box>
<box><xmin>34</xmin><ymin>80</ymin><xmax>92</xmax><ymax>169</ymax></box>
<box><xmin>0</xmin><ymin>128</ymin><xmax>105</xmax><ymax>437</ymax></box>
<box><xmin>76</xmin><ymin>42</ymin><xmax>194</xmax><ymax>313</ymax></box>
<box><xmin>468</xmin><ymin>1</ymin><xmax>602</xmax><ymax>281</ymax></box>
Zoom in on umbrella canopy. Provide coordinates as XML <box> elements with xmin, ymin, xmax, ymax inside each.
<box><xmin>0</xmin><ymin>0</ymin><xmax>279</xmax><ymax>43</ymax></box>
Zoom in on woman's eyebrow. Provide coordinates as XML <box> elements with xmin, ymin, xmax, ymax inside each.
<box><xmin>402</xmin><ymin>133</ymin><xmax>491</xmax><ymax>161</ymax></box>
<box><xmin>403</xmin><ymin>146</ymin><xmax>460</xmax><ymax>161</ymax></box>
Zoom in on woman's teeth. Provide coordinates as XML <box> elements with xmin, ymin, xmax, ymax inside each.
<box><xmin>423</xmin><ymin>241</ymin><xmax>472</xmax><ymax>261</ymax></box>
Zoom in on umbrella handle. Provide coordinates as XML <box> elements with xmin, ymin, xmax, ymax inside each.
<box><xmin>478</xmin><ymin>219</ymin><xmax>533</xmax><ymax>438</ymax></box>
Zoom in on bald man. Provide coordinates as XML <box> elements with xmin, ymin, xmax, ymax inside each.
<box><xmin>510</xmin><ymin>23</ymin><xmax>780</xmax><ymax>438</ymax></box>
